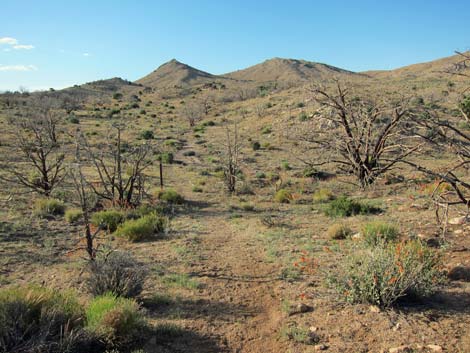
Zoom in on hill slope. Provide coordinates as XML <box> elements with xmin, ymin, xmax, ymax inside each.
<box><xmin>136</xmin><ymin>59</ymin><xmax>226</xmax><ymax>89</ymax></box>
<box><xmin>225</xmin><ymin>58</ymin><xmax>359</xmax><ymax>84</ymax></box>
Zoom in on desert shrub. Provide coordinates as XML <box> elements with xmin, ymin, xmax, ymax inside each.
<box><xmin>68</xmin><ymin>116</ymin><xmax>80</xmax><ymax>124</ymax></box>
<box><xmin>158</xmin><ymin>152</ymin><xmax>174</xmax><ymax>164</ymax></box>
<box><xmin>33</xmin><ymin>198</ymin><xmax>66</xmax><ymax>218</ymax></box>
<box><xmin>324</xmin><ymin>196</ymin><xmax>380</xmax><ymax>217</ymax></box>
<box><xmin>328</xmin><ymin>239</ymin><xmax>445</xmax><ymax>307</ymax></box>
<box><xmin>274</xmin><ymin>189</ymin><xmax>293</xmax><ymax>203</ymax></box>
<box><xmin>115</xmin><ymin>213</ymin><xmax>166</xmax><ymax>242</ymax></box>
<box><xmin>281</xmin><ymin>161</ymin><xmax>291</xmax><ymax>170</ymax></box>
<box><xmin>261</xmin><ymin>126</ymin><xmax>272</xmax><ymax>134</ymax></box>
<box><xmin>85</xmin><ymin>293</ymin><xmax>147</xmax><ymax>349</ymax></box>
<box><xmin>192</xmin><ymin>186</ymin><xmax>203</xmax><ymax>193</ymax></box>
<box><xmin>251</xmin><ymin>141</ymin><xmax>261</xmax><ymax>150</ymax></box>
<box><xmin>240</xmin><ymin>203</ymin><xmax>255</xmax><ymax>211</ymax></box>
<box><xmin>327</xmin><ymin>224</ymin><xmax>352</xmax><ymax>240</ymax></box>
<box><xmin>298</xmin><ymin>111</ymin><xmax>309</xmax><ymax>121</ymax></box>
<box><xmin>139</xmin><ymin>130</ymin><xmax>154</xmax><ymax>140</ymax></box>
<box><xmin>237</xmin><ymin>182</ymin><xmax>255</xmax><ymax>195</ymax></box>
<box><xmin>313</xmin><ymin>188</ymin><xmax>334</xmax><ymax>203</ymax></box>
<box><xmin>65</xmin><ymin>208</ymin><xmax>83</xmax><ymax>223</ymax></box>
<box><xmin>86</xmin><ymin>251</ymin><xmax>147</xmax><ymax>298</ymax></box>
<box><xmin>0</xmin><ymin>286</ymin><xmax>84</xmax><ymax>353</ymax></box>
<box><xmin>362</xmin><ymin>221</ymin><xmax>399</xmax><ymax>246</ymax></box>
<box><xmin>157</xmin><ymin>189</ymin><xmax>184</xmax><ymax>204</ymax></box>
<box><xmin>183</xmin><ymin>150</ymin><xmax>196</xmax><ymax>156</ymax></box>
<box><xmin>91</xmin><ymin>210</ymin><xmax>125</xmax><ymax>233</ymax></box>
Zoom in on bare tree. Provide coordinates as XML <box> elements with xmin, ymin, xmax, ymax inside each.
<box><xmin>1</xmin><ymin>102</ymin><xmax>65</xmax><ymax>195</ymax></box>
<box><xmin>404</xmin><ymin>51</ymin><xmax>470</xmax><ymax>224</ymax></box>
<box><xmin>69</xmin><ymin>135</ymin><xmax>100</xmax><ymax>260</ymax></box>
<box><xmin>183</xmin><ymin>102</ymin><xmax>203</xmax><ymax>127</ymax></box>
<box><xmin>294</xmin><ymin>81</ymin><xmax>421</xmax><ymax>187</ymax></box>
<box><xmin>220</xmin><ymin>123</ymin><xmax>241</xmax><ymax>193</ymax></box>
<box><xmin>81</xmin><ymin>123</ymin><xmax>153</xmax><ymax>207</ymax></box>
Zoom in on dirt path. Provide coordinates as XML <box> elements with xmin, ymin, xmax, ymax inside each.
<box><xmin>146</xmin><ymin>202</ymin><xmax>289</xmax><ymax>353</ymax></box>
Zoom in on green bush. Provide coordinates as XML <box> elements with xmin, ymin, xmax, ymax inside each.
<box><xmin>313</xmin><ymin>188</ymin><xmax>334</xmax><ymax>203</ymax></box>
<box><xmin>65</xmin><ymin>208</ymin><xmax>83</xmax><ymax>223</ymax></box>
<box><xmin>328</xmin><ymin>239</ymin><xmax>445</xmax><ymax>307</ymax></box>
<box><xmin>158</xmin><ymin>152</ymin><xmax>174</xmax><ymax>164</ymax></box>
<box><xmin>274</xmin><ymin>189</ymin><xmax>293</xmax><ymax>203</ymax></box>
<box><xmin>157</xmin><ymin>189</ymin><xmax>184</xmax><ymax>204</ymax></box>
<box><xmin>116</xmin><ymin>213</ymin><xmax>167</xmax><ymax>242</ymax></box>
<box><xmin>91</xmin><ymin>210</ymin><xmax>125</xmax><ymax>233</ymax></box>
<box><xmin>33</xmin><ymin>198</ymin><xmax>66</xmax><ymax>218</ymax></box>
<box><xmin>327</xmin><ymin>224</ymin><xmax>352</xmax><ymax>240</ymax></box>
<box><xmin>362</xmin><ymin>221</ymin><xmax>399</xmax><ymax>246</ymax></box>
<box><xmin>87</xmin><ymin>251</ymin><xmax>147</xmax><ymax>298</ymax></box>
<box><xmin>139</xmin><ymin>130</ymin><xmax>154</xmax><ymax>140</ymax></box>
<box><xmin>0</xmin><ymin>286</ymin><xmax>84</xmax><ymax>352</ymax></box>
<box><xmin>281</xmin><ymin>161</ymin><xmax>291</xmax><ymax>170</ymax></box>
<box><xmin>255</xmin><ymin>171</ymin><xmax>266</xmax><ymax>179</ymax></box>
<box><xmin>251</xmin><ymin>141</ymin><xmax>261</xmax><ymax>150</ymax></box>
<box><xmin>261</xmin><ymin>126</ymin><xmax>272</xmax><ymax>134</ymax></box>
<box><xmin>324</xmin><ymin>196</ymin><xmax>380</xmax><ymax>217</ymax></box>
<box><xmin>85</xmin><ymin>293</ymin><xmax>147</xmax><ymax>348</ymax></box>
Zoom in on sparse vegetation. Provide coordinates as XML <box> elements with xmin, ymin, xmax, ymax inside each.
<box><xmin>91</xmin><ymin>209</ymin><xmax>125</xmax><ymax>233</ymax></box>
<box><xmin>327</xmin><ymin>223</ymin><xmax>353</xmax><ymax>239</ymax></box>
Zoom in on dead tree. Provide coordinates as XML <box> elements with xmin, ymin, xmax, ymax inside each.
<box><xmin>183</xmin><ymin>102</ymin><xmax>203</xmax><ymax>127</ymax></box>
<box><xmin>1</xmin><ymin>102</ymin><xmax>65</xmax><ymax>195</ymax></box>
<box><xmin>220</xmin><ymin>124</ymin><xmax>241</xmax><ymax>193</ymax></box>
<box><xmin>69</xmin><ymin>135</ymin><xmax>100</xmax><ymax>260</ymax></box>
<box><xmin>81</xmin><ymin>123</ymin><xmax>153</xmax><ymax>207</ymax></box>
<box><xmin>405</xmin><ymin>51</ymin><xmax>470</xmax><ymax>223</ymax></box>
<box><xmin>294</xmin><ymin>81</ymin><xmax>421</xmax><ymax>187</ymax></box>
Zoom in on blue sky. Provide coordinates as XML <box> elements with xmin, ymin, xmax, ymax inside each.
<box><xmin>1</xmin><ymin>0</ymin><xmax>469</xmax><ymax>91</ymax></box>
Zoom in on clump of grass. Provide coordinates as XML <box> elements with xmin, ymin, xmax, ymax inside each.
<box><xmin>162</xmin><ymin>273</ymin><xmax>200</xmax><ymax>290</ymax></box>
<box><xmin>313</xmin><ymin>188</ymin><xmax>334</xmax><ymax>203</ymax></box>
<box><xmin>115</xmin><ymin>213</ymin><xmax>167</xmax><ymax>242</ymax></box>
<box><xmin>240</xmin><ymin>203</ymin><xmax>255</xmax><ymax>211</ymax></box>
<box><xmin>157</xmin><ymin>189</ymin><xmax>184</xmax><ymax>204</ymax></box>
<box><xmin>327</xmin><ymin>223</ymin><xmax>353</xmax><ymax>240</ymax></box>
<box><xmin>281</xmin><ymin>161</ymin><xmax>291</xmax><ymax>170</ymax></box>
<box><xmin>274</xmin><ymin>189</ymin><xmax>293</xmax><ymax>203</ymax></box>
<box><xmin>324</xmin><ymin>196</ymin><xmax>381</xmax><ymax>217</ymax></box>
<box><xmin>158</xmin><ymin>152</ymin><xmax>174</xmax><ymax>164</ymax></box>
<box><xmin>85</xmin><ymin>293</ymin><xmax>147</xmax><ymax>348</ymax></box>
<box><xmin>362</xmin><ymin>221</ymin><xmax>399</xmax><ymax>246</ymax></box>
<box><xmin>154</xmin><ymin>323</ymin><xmax>185</xmax><ymax>341</ymax></box>
<box><xmin>33</xmin><ymin>198</ymin><xmax>66</xmax><ymax>218</ymax></box>
<box><xmin>192</xmin><ymin>186</ymin><xmax>203</xmax><ymax>193</ymax></box>
<box><xmin>328</xmin><ymin>239</ymin><xmax>445</xmax><ymax>307</ymax></box>
<box><xmin>65</xmin><ymin>208</ymin><xmax>83</xmax><ymax>223</ymax></box>
<box><xmin>0</xmin><ymin>286</ymin><xmax>84</xmax><ymax>352</ymax></box>
<box><xmin>251</xmin><ymin>141</ymin><xmax>261</xmax><ymax>150</ymax></box>
<box><xmin>91</xmin><ymin>209</ymin><xmax>125</xmax><ymax>233</ymax></box>
<box><xmin>280</xmin><ymin>324</ymin><xmax>318</xmax><ymax>345</ymax></box>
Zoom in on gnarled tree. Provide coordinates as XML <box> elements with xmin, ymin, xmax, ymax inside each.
<box><xmin>80</xmin><ymin>124</ymin><xmax>154</xmax><ymax>207</ymax></box>
<box><xmin>294</xmin><ymin>82</ymin><xmax>421</xmax><ymax>187</ymax></box>
<box><xmin>1</xmin><ymin>99</ymin><xmax>65</xmax><ymax>195</ymax></box>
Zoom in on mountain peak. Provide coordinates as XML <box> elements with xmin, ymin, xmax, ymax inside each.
<box><xmin>137</xmin><ymin>59</ymin><xmax>216</xmax><ymax>89</ymax></box>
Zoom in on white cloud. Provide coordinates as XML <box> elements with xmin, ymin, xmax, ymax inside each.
<box><xmin>0</xmin><ymin>64</ymin><xmax>38</xmax><ymax>72</ymax></box>
<box><xmin>3</xmin><ymin>48</ymin><xmax>11</xmax><ymax>52</ymax></box>
<box><xmin>0</xmin><ymin>37</ymin><xmax>18</xmax><ymax>45</ymax></box>
<box><xmin>13</xmin><ymin>44</ymin><xmax>34</xmax><ymax>50</ymax></box>
<box><xmin>83</xmin><ymin>52</ymin><xmax>91</xmax><ymax>57</ymax></box>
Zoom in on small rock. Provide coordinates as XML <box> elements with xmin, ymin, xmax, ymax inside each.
<box><xmin>314</xmin><ymin>344</ymin><xmax>328</xmax><ymax>351</ymax></box>
<box><xmin>352</xmin><ymin>232</ymin><xmax>362</xmax><ymax>239</ymax></box>
<box><xmin>309</xmin><ymin>326</ymin><xmax>319</xmax><ymax>332</ymax></box>
<box><xmin>454</xmin><ymin>229</ymin><xmax>463</xmax><ymax>235</ymax></box>
<box><xmin>449</xmin><ymin>216</ymin><xmax>468</xmax><ymax>225</ymax></box>
<box><xmin>389</xmin><ymin>346</ymin><xmax>412</xmax><ymax>353</ymax></box>
<box><xmin>288</xmin><ymin>303</ymin><xmax>313</xmax><ymax>316</ymax></box>
<box><xmin>370</xmin><ymin>305</ymin><xmax>381</xmax><ymax>313</ymax></box>
<box><xmin>427</xmin><ymin>344</ymin><xmax>443</xmax><ymax>352</ymax></box>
